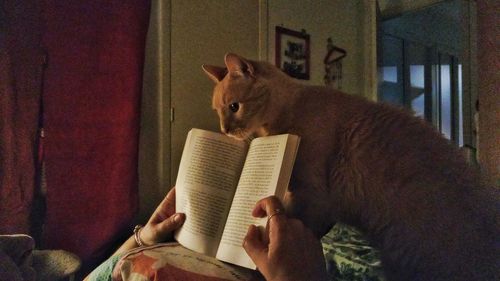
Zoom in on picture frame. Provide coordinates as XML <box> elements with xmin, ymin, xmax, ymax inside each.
<box><xmin>275</xmin><ymin>26</ymin><xmax>310</xmax><ymax>80</ymax></box>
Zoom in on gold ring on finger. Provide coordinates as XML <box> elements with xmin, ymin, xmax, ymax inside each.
<box><xmin>267</xmin><ymin>208</ymin><xmax>284</xmax><ymax>222</ymax></box>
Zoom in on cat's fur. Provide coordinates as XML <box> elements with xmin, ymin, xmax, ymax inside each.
<box><xmin>203</xmin><ymin>53</ymin><xmax>499</xmax><ymax>280</ymax></box>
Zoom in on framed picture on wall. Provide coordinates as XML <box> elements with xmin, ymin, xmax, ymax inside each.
<box><xmin>275</xmin><ymin>26</ymin><xmax>310</xmax><ymax>80</ymax></box>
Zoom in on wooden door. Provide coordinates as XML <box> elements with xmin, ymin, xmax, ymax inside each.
<box><xmin>170</xmin><ymin>1</ymin><xmax>260</xmax><ymax>184</ymax></box>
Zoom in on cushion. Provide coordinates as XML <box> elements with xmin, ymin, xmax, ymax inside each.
<box><xmin>0</xmin><ymin>234</ymin><xmax>81</xmax><ymax>281</ymax></box>
<box><xmin>0</xmin><ymin>234</ymin><xmax>35</xmax><ymax>281</ymax></box>
<box><xmin>111</xmin><ymin>243</ymin><xmax>261</xmax><ymax>281</ymax></box>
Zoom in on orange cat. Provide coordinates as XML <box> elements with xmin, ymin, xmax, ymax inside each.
<box><xmin>203</xmin><ymin>53</ymin><xmax>499</xmax><ymax>280</ymax></box>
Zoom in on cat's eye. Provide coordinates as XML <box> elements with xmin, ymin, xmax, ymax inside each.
<box><xmin>229</xmin><ymin>102</ymin><xmax>239</xmax><ymax>113</ymax></box>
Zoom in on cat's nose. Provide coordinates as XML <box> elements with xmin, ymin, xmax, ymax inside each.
<box><xmin>221</xmin><ymin>120</ymin><xmax>233</xmax><ymax>134</ymax></box>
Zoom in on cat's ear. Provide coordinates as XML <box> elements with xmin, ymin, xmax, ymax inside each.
<box><xmin>202</xmin><ymin>65</ymin><xmax>228</xmax><ymax>83</ymax></box>
<box><xmin>224</xmin><ymin>53</ymin><xmax>255</xmax><ymax>78</ymax></box>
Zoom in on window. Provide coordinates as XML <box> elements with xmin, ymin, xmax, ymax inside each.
<box><xmin>378</xmin><ymin>34</ymin><xmax>463</xmax><ymax>146</ymax></box>
<box><xmin>379</xmin><ymin>36</ymin><xmax>404</xmax><ymax>106</ymax></box>
<box><xmin>407</xmin><ymin>42</ymin><xmax>426</xmax><ymax>119</ymax></box>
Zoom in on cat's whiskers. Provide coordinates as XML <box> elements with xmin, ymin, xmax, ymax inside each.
<box><xmin>226</xmin><ymin>129</ymin><xmax>254</xmax><ymax>142</ymax></box>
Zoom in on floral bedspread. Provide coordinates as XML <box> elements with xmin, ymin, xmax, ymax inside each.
<box><xmin>321</xmin><ymin>223</ymin><xmax>386</xmax><ymax>281</ymax></box>
<box><xmin>89</xmin><ymin>223</ymin><xmax>386</xmax><ymax>281</ymax></box>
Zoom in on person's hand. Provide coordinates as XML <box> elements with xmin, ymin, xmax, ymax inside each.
<box><xmin>243</xmin><ymin>196</ymin><xmax>328</xmax><ymax>281</ymax></box>
<box><xmin>139</xmin><ymin>187</ymin><xmax>185</xmax><ymax>245</ymax></box>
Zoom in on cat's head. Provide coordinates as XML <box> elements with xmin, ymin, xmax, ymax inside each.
<box><xmin>202</xmin><ymin>53</ymin><xmax>271</xmax><ymax>140</ymax></box>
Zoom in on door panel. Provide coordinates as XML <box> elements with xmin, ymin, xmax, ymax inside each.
<box><xmin>170</xmin><ymin>1</ymin><xmax>260</xmax><ymax>184</ymax></box>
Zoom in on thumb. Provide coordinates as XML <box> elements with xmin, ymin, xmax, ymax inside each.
<box><xmin>157</xmin><ymin>213</ymin><xmax>185</xmax><ymax>233</ymax></box>
<box><xmin>243</xmin><ymin>225</ymin><xmax>268</xmax><ymax>269</ymax></box>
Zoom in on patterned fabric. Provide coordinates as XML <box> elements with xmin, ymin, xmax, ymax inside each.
<box><xmin>322</xmin><ymin>223</ymin><xmax>385</xmax><ymax>281</ymax></box>
<box><xmin>87</xmin><ymin>254</ymin><xmax>122</xmax><ymax>281</ymax></box>
<box><xmin>88</xmin><ymin>243</ymin><xmax>257</xmax><ymax>281</ymax></box>
<box><xmin>89</xmin><ymin>226</ymin><xmax>385</xmax><ymax>281</ymax></box>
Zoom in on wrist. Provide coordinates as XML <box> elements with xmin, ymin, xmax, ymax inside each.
<box><xmin>133</xmin><ymin>225</ymin><xmax>148</xmax><ymax>247</ymax></box>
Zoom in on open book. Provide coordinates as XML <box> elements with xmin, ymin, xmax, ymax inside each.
<box><xmin>174</xmin><ymin>128</ymin><xmax>300</xmax><ymax>269</ymax></box>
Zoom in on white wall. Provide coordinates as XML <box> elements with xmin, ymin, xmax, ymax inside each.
<box><xmin>266</xmin><ymin>0</ymin><xmax>367</xmax><ymax>96</ymax></box>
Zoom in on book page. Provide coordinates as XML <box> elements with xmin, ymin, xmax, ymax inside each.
<box><xmin>216</xmin><ymin>134</ymin><xmax>299</xmax><ymax>269</ymax></box>
<box><xmin>174</xmin><ymin>129</ymin><xmax>248</xmax><ymax>257</ymax></box>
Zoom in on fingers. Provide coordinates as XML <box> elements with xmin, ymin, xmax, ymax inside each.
<box><xmin>250</xmin><ymin>196</ymin><xmax>290</xmax><ymax>243</ymax></box>
<box><xmin>245</xmin><ymin>196</ymin><xmax>329</xmax><ymax>281</ymax></box>
<box><xmin>166</xmin><ymin>186</ymin><xmax>176</xmax><ymax>202</ymax></box>
<box><xmin>140</xmin><ymin>187</ymin><xmax>185</xmax><ymax>245</ymax></box>
<box><xmin>163</xmin><ymin>187</ymin><xmax>177</xmax><ymax>215</ymax></box>
<box><xmin>157</xmin><ymin>212</ymin><xmax>185</xmax><ymax>234</ymax></box>
<box><xmin>162</xmin><ymin>187</ymin><xmax>176</xmax><ymax>214</ymax></box>
<box><xmin>243</xmin><ymin>224</ymin><xmax>268</xmax><ymax>272</ymax></box>
<box><xmin>142</xmin><ymin>211</ymin><xmax>185</xmax><ymax>245</ymax></box>
<box><xmin>150</xmin><ymin>187</ymin><xmax>176</xmax><ymax>223</ymax></box>
<box><xmin>252</xmin><ymin>197</ymin><xmax>286</xmax><ymax>231</ymax></box>
<box><xmin>252</xmin><ymin>196</ymin><xmax>285</xmax><ymax>219</ymax></box>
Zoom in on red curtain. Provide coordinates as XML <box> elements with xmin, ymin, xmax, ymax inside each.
<box><xmin>40</xmin><ymin>0</ymin><xmax>151</xmax><ymax>274</ymax></box>
<box><xmin>0</xmin><ymin>1</ymin><xmax>44</xmax><ymax>235</ymax></box>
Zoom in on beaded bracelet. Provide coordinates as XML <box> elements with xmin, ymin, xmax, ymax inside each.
<box><xmin>133</xmin><ymin>225</ymin><xmax>145</xmax><ymax>247</ymax></box>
